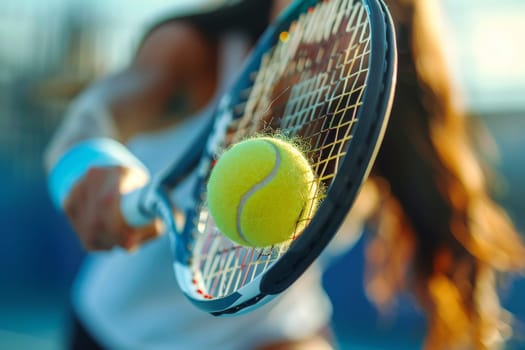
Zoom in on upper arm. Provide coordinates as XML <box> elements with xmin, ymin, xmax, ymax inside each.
<box><xmin>107</xmin><ymin>21</ymin><xmax>219</xmax><ymax>140</ymax></box>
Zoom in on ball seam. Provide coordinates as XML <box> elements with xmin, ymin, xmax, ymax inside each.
<box><xmin>236</xmin><ymin>140</ymin><xmax>281</xmax><ymax>245</ymax></box>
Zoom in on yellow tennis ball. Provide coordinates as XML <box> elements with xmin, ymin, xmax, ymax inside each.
<box><xmin>207</xmin><ymin>137</ymin><xmax>318</xmax><ymax>247</ymax></box>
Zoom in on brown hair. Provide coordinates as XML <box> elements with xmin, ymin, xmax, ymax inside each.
<box><xmin>364</xmin><ymin>1</ymin><xmax>525</xmax><ymax>349</ymax></box>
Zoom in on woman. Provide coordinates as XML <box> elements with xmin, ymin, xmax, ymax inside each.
<box><xmin>45</xmin><ymin>0</ymin><xmax>524</xmax><ymax>349</ymax></box>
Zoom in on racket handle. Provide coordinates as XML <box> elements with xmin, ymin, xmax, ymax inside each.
<box><xmin>120</xmin><ymin>188</ymin><xmax>155</xmax><ymax>227</ymax></box>
<box><xmin>48</xmin><ymin>138</ymin><xmax>153</xmax><ymax>227</ymax></box>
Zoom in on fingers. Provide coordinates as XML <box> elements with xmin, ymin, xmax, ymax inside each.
<box><xmin>64</xmin><ymin>166</ymin><xmax>163</xmax><ymax>252</ymax></box>
<box><xmin>81</xmin><ymin>221</ymin><xmax>162</xmax><ymax>252</ymax></box>
<box><xmin>119</xmin><ymin>220</ymin><xmax>163</xmax><ymax>251</ymax></box>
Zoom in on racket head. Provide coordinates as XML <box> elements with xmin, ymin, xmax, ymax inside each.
<box><xmin>170</xmin><ymin>0</ymin><xmax>397</xmax><ymax>316</ymax></box>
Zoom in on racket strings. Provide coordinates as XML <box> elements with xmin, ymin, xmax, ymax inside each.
<box><xmin>232</xmin><ymin>0</ymin><xmax>363</xmax><ymax>140</ymax></box>
<box><xmin>192</xmin><ymin>220</ymin><xmax>290</xmax><ymax>296</ymax></box>
<box><xmin>191</xmin><ymin>0</ymin><xmax>373</xmax><ymax>299</ymax></box>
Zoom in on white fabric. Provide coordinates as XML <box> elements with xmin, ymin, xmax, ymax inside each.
<box><xmin>67</xmin><ymin>33</ymin><xmax>333</xmax><ymax>350</ymax></box>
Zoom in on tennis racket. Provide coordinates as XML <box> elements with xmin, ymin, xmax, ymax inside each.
<box><xmin>49</xmin><ymin>0</ymin><xmax>397</xmax><ymax>316</ymax></box>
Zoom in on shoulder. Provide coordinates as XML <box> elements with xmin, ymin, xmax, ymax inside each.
<box><xmin>134</xmin><ymin>21</ymin><xmax>215</xmax><ymax>71</ymax></box>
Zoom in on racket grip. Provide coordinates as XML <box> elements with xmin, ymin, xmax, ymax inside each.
<box><xmin>120</xmin><ymin>188</ymin><xmax>155</xmax><ymax>228</ymax></box>
<box><xmin>48</xmin><ymin>138</ymin><xmax>151</xmax><ymax>227</ymax></box>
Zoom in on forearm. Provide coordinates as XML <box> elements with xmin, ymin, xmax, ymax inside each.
<box><xmin>44</xmin><ymin>68</ymin><xmax>171</xmax><ymax>171</ymax></box>
<box><xmin>44</xmin><ymin>84</ymin><xmax>117</xmax><ymax>171</ymax></box>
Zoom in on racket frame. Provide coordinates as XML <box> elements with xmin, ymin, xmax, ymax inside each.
<box><xmin>169</xmin><ymin>0</ymin><xmax>398</xmax><ymax>316</ymax></box>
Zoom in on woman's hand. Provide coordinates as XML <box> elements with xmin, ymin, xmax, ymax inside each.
<box><xmin>64</xmin><ymin>165</ymin><xmax>162</xmax><ymax>251</ymax></box>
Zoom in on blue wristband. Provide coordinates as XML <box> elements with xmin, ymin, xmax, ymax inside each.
<box><xmin>48</xmin><ymin>138</ymin><xmax>148</xmax><ymax>208</ymax></box>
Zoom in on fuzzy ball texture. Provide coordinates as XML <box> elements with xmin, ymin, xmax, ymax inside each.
<box><xmin>207</xmin><ymin>136</ymin><xmax>318</xmax><ymax>247</ymax></box>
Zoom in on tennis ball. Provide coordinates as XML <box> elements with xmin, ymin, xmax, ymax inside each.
<box><xmin>207</xmin><ymin>137</ymin><xmax>318</xmax><ymax>247</ymax></box>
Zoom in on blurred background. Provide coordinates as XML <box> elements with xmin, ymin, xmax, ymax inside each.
<box><xmin>0</xmin><ymin>0</ymin><xmax>524</xmax><ymax>349</ymax></box>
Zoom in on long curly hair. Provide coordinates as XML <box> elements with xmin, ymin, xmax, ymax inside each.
<box><xmin>363</xmin><ymin>1</ymin><xmax>525</xmax><ymax>349</ymax></box>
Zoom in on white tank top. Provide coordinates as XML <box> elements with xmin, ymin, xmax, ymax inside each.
<box><xmin>71</xmin><ymin>33</ymin><xmax>332</xmax><ymax>350</ymax></box>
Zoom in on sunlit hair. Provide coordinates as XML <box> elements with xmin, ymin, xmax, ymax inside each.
<box><xmin>363</xmin><ymin>0</ymin><xmax>525</xmax><ymax>349</ymax></box>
